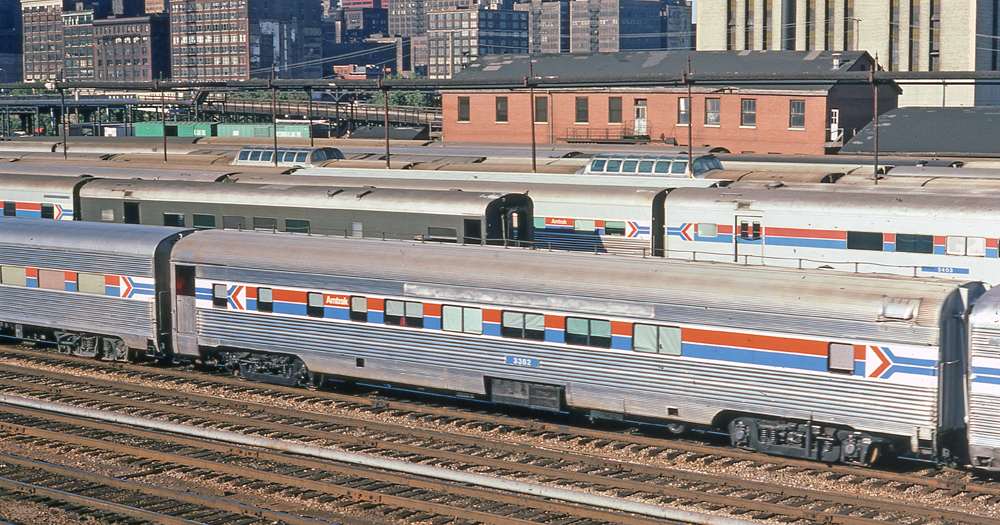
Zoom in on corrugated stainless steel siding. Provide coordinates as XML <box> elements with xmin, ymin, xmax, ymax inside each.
<box><xmin>195</xmin><ymin>266</ymin><xmax>405</xmax><ymax>297</ymax></box>
<box><xmin>0</xmin><ymin>245</ymin><xmax>154</xmax><ymax>276</ymax></box>
<box><xmin>968</xmin><ymin>326</ymin><xmax>1000</xmax><ymax>449</ymax></box>
<box><xmin>0</xmin><ymin>286</ymin><xmax>155</xmax><ymax>339</ymax></box>
<box><xmin>196</xmin><ymin>309</ymin><xmax>936</xmax><ymax>436</ymax></box>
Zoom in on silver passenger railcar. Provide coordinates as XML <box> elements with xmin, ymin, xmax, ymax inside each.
<box><xmin>0</xmin><ymin>218</ymin><xmax>190</xmax><ymax>361</ymax></box>
<box><xmin>0</xmin><ymin>174</ymin><xmax>87</xmax><ymax>220</ymax></box>
<box><xmin>170</xmin><ymin>230</ymin><xmax>983</xmax><ymax>467</ymax></box>
<box><xmin>75</xmin><ymin>178</ymin><xmax>532</xmax><ymax>245</ymax></box>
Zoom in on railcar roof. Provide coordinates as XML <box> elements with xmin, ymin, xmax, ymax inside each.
<box><xmin>0</xmin><ymin>173</ymin><xmax>91</xmax><ymax>191</ymax></box>
<box><xmin>79</xmin><ymin>179</ymin><xmax>526</xmax><ymax>214</ymax></box>
<box><xmin>290</xmin><ymin>167</ymin><xmax>720</xmax><ymax>189</ymax></box>
<box><xmin>0</xmin><ymin>217</ymin><xmax>190</xmax><ymax>256</ymax></box>
<box><xmin>670</xmin><ymin>184</ymin><xmax>1000</xmax><ymax>217</ymax></box>
<box><xmin>172</xmin><ymin>230</ymin><xmax>975</xmax><ymax>346</ymax></box>
<box><xmin>227</xmin><ymin>174</ymin><xmax>667</xmax><ymax>207</ymax></box>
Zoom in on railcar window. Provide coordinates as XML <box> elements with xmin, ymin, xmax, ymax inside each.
<box><xmin>846</xmin><ymin>231</ymin><xmax>883</xmax><ymax>251</ymax></box>
<box><xmin>828</xmin><ymin>343</ymin><xmax>855</xmax><ymax>374</ymax></box>
<box><xmin>295</xmin><ymin>152</ymin><xmax>308</xmax><ymax>163</ymax></box>
<box><xmin>604</xmin><ymin>221</ymin><xmax>626</xmax><ymax>236</ymax></box>
<box><xmin>37</xmin><ymin>269</ymin><xmax>63</xmax><ymax>290</ymax></box>
<box><xmin>633</xmin><ymin>324</ymin><xmax>682</xmax><ymax>355</ymax></box>
<box><xmin>238</xmin><ymin>150</ymin><xmax>250</xmax><ymax>160</ymax></box>
<box><xmin>671</xmin><ymin>161</ymin><xmax>687</xmax><ymax>174</ymax></box>
<box><xmin>163</xmin><ymin>213</ymin><xmax>185</xmax><ymax>227</ymax></box>
<box><xmin>946</xmin><ymin>236</ymin><xmax>965</xmax><ymax>256</ymax></box>
<box><xmin>350</xmin><ymin>296</ymin><xmax>367</xmax><ymax>322</ymax></box>
<box><xmin>212</xmin><ymin>284</ymin><xmax>228</xmax><ymax>308</ymax></box>
<box><xmin>442</xmin><ymin>305</ymin><xmax>483</xmax><ymax>335</ymax></box>
<box><xmin>77</xmin><ymin>272</ymin><xmax>105</xmax><ymax>295</ymax></box>
<box><xmin>223</xmin><ymin>215</ymin><xmax>246</xmax><ymax>230</ymax></box>
<box><xmin>256</xmin><ymin>287</ymin><xmax>273</xmax><ymax>313</ymax></box>
<box><xmin>698</xmin><ymin>223</ymin><xmax>718</xmax><ymax>238</ymax></box>
<box><xmin>590</xmin><ymin>159</ymin><xmax>606</xmax><ymax>172</ymax></box>
<box><xmin>501</xmin><ymin>311</ymin><xmax>546</xmax><ymax>340</ymax></box>
<box><xmin>565</xmin><ymin>317</ymin><xmax>612</xmax><ymax>348</ymax></box>
<box><xmin>605</xmin><ymin>159</ymin><xmax>621</xmax><ymax>172</ymax></box>
<box><xmin>260</xmin><ymin>150</ymin><xmax>273</xmax><ymax>162</ymax></box>
<box><xmin>101</xmin><ymin>209</ymin><xmax>114</xmax><ymax>221</ymax></box>
<box><xmin>969</xmin><ymin>237</ymin><xmax>987</xmax><ymax>257</ymax></box>
<box><xmin>193</xmin><ymin>214</ymin><xmax>216</xmax><ymax>229</ymax></box>
<box><xmin>621</xmin><ymin>160</ymin><xmax>638</xmax><ymax>173</ymax></box>
<box><xmin>282</xmin><ymin>151</ymin><xmax>297</xmax><ymax>162</ymax></box>
<box><xmin>253</xmin><ymin>217</ymin><xmax>277</xmax><ymax>231</ymax></box>
<box><xmin>286</xmin><ymin>219</ymin><xmax>310</xmax><ymax>234</ymax></box>
<box><xmin>41</xmin><ymin>204</ymin><xmax>54</xmax><ymax>219</ymax></box>
<box><xmin>574</xmin><ymin>220</ymin><xmax>595</xmax><ymax>232</ymax></box>
<box><xmin>739</xmin><ymin>221</ymin><xmax>761</xmax><ymax>241</ymax></box>
<box><xmin>692</xmin><ymin>158</ymin><xmax>709</xmax><ymax>175</ymax></box>
<box><xmin>897</xmin><ymin>233</ymin><xmax>933</xmax><ymax>254</ymax></box>
<box><xmin>2</xmin><ymin>202</ymin><xmax>13</xmax><ymax>216</ymax></box>
<box><xmin>307</xmin><ymin>292</ymin><xmax>324</xmax><ymax>318</ymax></box>
<box><xmin>249</xmin><ymin>150</ymin><xmax>262</xmax><ymax>161</ymax></box>
<box><xmin>427</xmin><ymin>227</ymin><xmax>458</xmax><ymax>242</ymax></box>
<box><xmin>533</xmin><ymin>217</ymin><xmax>546</xmax><ymax>230</ymax></box>
<box><xmin>654</xmin><ymin>161</ymin><xmax>672</xmax><ymax>173</ymax></box>
<box><xmin>0</xmin><ymin>266</ymin><xmax>26</xmax><ymax>286</ymax></box>
<box><xmin>175</xmin><ymin>266</ymin><xmax>195</xmax><ymax>296</ymax></box>
<box><xmin>385</xmin><ymin>300</ymin><xmax>423</xmax><ymax>328</ymax></box>
<box><xmin>638</xmin><ymin>160</ymin><xmax>654</xmax><ymax>173</ymax></box>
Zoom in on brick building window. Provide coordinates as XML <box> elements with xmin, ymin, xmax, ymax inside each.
<box><xmin>495</xmin><ymin>96</ymin><xmax>508</xmax><ymax>122</ymax></box>
<box><xmin>608</xmin><ymin>97</ymin><xmax>622</xmax><ymax>124</ymax></box>
<box><xmin>575</xmin><ymin>96</ymin><xmax>588</xmax><ymax>123</ymax></box>
<box><xmin>534</xmin><ymin>96</ymin><xmax>547</xmax><ymax>123</ymax></box>
<box><xmin>458</xmin><ymin>96</ymin><xmax>470</xmax><ymax>121</ymax></box>
<box><xmin>705</xmin><ymin>98</ymin><xmax>720</xmax><ymax>125</ymax></box>
<box><xmin>789</xmin><ymin>100</ymin><xmax>806</xmax><ymax>128</ymax></box>
<box><xmin>678</xmin><ymin>97</ymin><xmax>690</xmax><ymax>125</ymax></box>
<box><xmin>741</xmin><ymin>99</ymin><xmax>756</xmax><ymax>127</ymax></box>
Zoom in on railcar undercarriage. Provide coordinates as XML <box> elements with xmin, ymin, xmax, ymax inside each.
<box><xmin>210</xmin><ymin>350</ymin><xmax>321</xmax><ymax>388</ymax></box>
<box><xmin>0</xmin><ymin>322</ymin><xmax>132</xmax><ymax>362</ymax></box>
<box><xmin>728</xmin><ymin>416</ymin><xmax>884</xmax><ymax>466</ymax></box>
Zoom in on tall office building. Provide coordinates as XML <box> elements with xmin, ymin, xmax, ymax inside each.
<box><xmin>515</xmin><ymin>0</ymin><xmax>569</xmax><ymax>54</ymax></box>
<box><xmin>569</xmin><ymin>0</ymin><xmax>662</xmax><ymax>53</ymax></box>
<box><xmin>426</xmin><ymin>4</ymin><xmax>527</xmax><ymax>78</ymax></box>
<box><xmin>696</xmin><ymin>0</ymin><xmax>1000</xmax><ymax>106</ymax></box>
<box><xmin>169</xmin><ymin>0</ymin><xmax>322</xmax><ymax>80</ymax></box>
<box><xmin>1</xmin><ymin>0</ymin><xmax>23</xmax><ymax>81</ymax></box>
<box><xmin>21</xmin><ymin>0</ymin><xmax>65</xmax><ymax>81</ymax></box>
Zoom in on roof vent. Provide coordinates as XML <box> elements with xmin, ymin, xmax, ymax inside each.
<box><xmin>832</xmin><ymin>53</ymin><xmax>842</xmax><ymax>69</ymax></box>
<box><xmin>881</xmin><ymin>297</ymin><xmax>920</xmax><ymax>320</ymax></box>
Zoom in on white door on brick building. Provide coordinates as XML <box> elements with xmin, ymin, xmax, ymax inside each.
<box><xmin>634</xmin><ymin>99</ymin><xmax>647</xmax><ymax>134</ymax></box>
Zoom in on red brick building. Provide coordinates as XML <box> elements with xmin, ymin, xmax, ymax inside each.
<box><xmin>442</xmin><ymin>51</ymin><xmax>899</xmax><ymax>155</ymax></box>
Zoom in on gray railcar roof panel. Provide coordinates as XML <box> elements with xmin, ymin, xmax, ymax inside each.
<box><xmin>0</xmin><ymin>218</ymin><xmax>190</xmax><ymax>276</ymax></box>
<box><xmin>172</xmin><ymin>230</ymin><xmax>969</xmax><ymax>346</ymax></box>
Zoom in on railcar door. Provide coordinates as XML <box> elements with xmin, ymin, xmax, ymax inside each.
<box><xmin>172</xmin><ymin>265</ymin><xmax>199</xmax><ymax>357</ymax></box>
<box><xmin>503</xmin><ymin>207</ymin><xmax>531</xmax><ymax>246</ymax></box>
<box><xmin>734</xmin><ymin>215</ymin><xmax>763</xmax><ymax>264</ymax></box>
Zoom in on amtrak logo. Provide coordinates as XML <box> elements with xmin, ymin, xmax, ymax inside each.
<box><xmin>865</xmin><ymin>345</ymin><xmax>937</xmax><ymax>380</ymax></box>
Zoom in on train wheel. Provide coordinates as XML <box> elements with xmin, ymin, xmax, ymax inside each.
<box><xmin>291</xmin><ymin>359</ymin><xmax>316</xmax><ymax>389</ymax></box>
<box><xmin>99</xmin><ymin>338</ymin><xmax>128</xmax><ymax>362</ymax></box>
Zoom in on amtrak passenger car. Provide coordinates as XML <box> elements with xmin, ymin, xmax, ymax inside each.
<box><xmin>0</xmin><ymin>219</ymin><xmax>191</xmax><ymax>361</ymax></box>
<box><xmin>170</xmin><ymin>228</ymin><xmax>985</xmax><ymax>467</ymax></box>
<box><xmin>662</xmin><ymin>184</ymin><xmax>1000</xmax><ymax>282</ymax></box>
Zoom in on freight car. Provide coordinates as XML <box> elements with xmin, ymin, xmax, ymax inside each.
<box><xmin>4</xmin><ymin>217</ymin><xmax>1000</xmax><ymax>469</ymax></box>
<box><xmin>0</xmin><ymin>174</ymin><xmax>532</xmax><ymax>245</ymax></box>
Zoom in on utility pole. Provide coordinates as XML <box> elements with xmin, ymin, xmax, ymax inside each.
<box><xmin>527</xmin><ymin>58</ymin><xmax>536</xmax><ymax>174</ymax></box>
<box><xmin>684</xmin><ymin>56</ymin><xmax>693</xmax><ymax>177</ymax></box>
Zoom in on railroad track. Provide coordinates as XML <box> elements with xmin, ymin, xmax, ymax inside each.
<box><xmin>0</xmin><ymin>345</ymin><xmax>998</xmax><ymax>525</ymax></box>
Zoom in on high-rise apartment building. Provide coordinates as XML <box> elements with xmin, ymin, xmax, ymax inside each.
<box><xmin>426</xmin><ymin>5</ymin><xmax>527</xmax><ymax>78</ymax></box>
<box><xmin>169</xmin><ymin>0</ymin><xmax>322</xmax><ymax>80</ymax></box>
<box><xmin>696</xmin><ymin>0</ymin><xmax>1000</xmax><ymax>106</ymax></box>
<box><xmin>568</xmin><ymin>0</ymin><xmax>661</xmax><ymax>53</ymax></box>
<box><xmin>388</xmin><ymin>0</ymin><xmax>510</xmax><ymax>38</ymax></box>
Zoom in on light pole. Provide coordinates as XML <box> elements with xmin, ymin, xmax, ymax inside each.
<box><xmin>527</xmin><ymin>58</ymin><xmax>536</xmax><ymax>174</ymax></box>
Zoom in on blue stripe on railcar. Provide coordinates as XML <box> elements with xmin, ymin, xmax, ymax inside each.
<box><xmin>546</xmin><ymin>328</ymin><xmax>565</xmax><ymax>344</ymax></box>
<box><xmin>611</xmin><ymin>335</ymin><xmax>630</xmax><ymax>350</ymax></box>
<box><xmin>684</xmin><ymin>342</ymin><xmax>828</xmax><ymax>372</ymax></box>
<box><xmin>765</xmin><ymin>237</ymin><xmax>848</xmax><ymax>249</ymax></box>
<box><xmin>274</xmin><ymin>301</ymin><xmax>307</xmax><ymax>316</ymax></box>
<box><xmin>325</xmin><ymin>305</ymin><xmax>350</xmax><ymax>320</ymax></box>
<box><xmin>483</xmin><ymin>321</ymin><xmax>501</xmax><ymax>337</ymax></box>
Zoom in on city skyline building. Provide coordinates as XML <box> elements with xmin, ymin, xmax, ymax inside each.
<box><xmin>695</xmin><ymin>0</ymin><xmax>1000</xmax><ymax>106</ymax></box>
<box><xmin>426</xmin><ymin>4</ymin><xmax>527</xmax><ymax>78</ymax></box>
